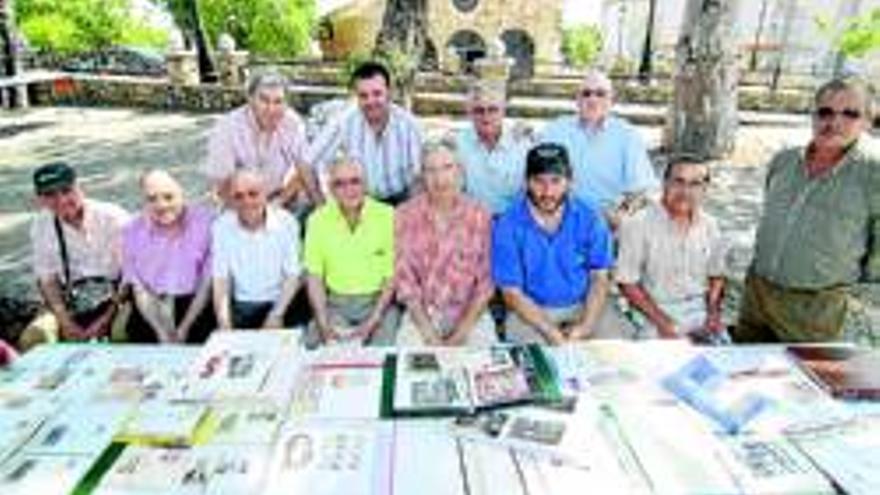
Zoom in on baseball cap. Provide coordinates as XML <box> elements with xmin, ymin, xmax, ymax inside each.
<box><xmin>526</xmin><ymin>143</ymin><xmax>572</xmax><ymax>178</ymax></box>
<box><xmin>33</xmin><ymin>162</ymin><xmax>76</xmax><ymax>195</ymax></box>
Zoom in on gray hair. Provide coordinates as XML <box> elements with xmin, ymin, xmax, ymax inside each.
<box><xmin>247</xmin><ymin>69</ymin><xmax>288</xmax><ymax>98</ymax></box>
<box><xmin>467</xmin><ymin>79</ymin><xmax>507</xmax><ymax>104</ymax></box>
<box><xmin>814</xmin><ymin>77</ymin><xmax>875</xmax><ymax>120</ymax></box>
<box><xmin>326</xmin><ymin>154</ymin><xmax>364</xmax><ymax>178</ymax></box>
<box><xmin>580</xmin><ymin>68</ymin><xmax>614</xmax><ymax>96</ymax></box>
<box><xmin>421</xmin><ymin>137</ymin><xmax>458</xmax><ymax>164</ymax></box>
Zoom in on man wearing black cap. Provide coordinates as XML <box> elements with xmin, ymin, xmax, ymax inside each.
<box><xmin>492</xmin><ymin>143</ymin><xmax>622</xmax><ymax>345</ymax></box>
<box><xmin>30</xmin><ymin>162</ymin><xmax>129</xmax><ymax>341</ymax></box>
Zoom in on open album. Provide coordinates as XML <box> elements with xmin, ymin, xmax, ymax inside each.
<box><xmin>381</xmin><ymin>345</ymin><xmax>561</xmax><ymax>418</ymax></box>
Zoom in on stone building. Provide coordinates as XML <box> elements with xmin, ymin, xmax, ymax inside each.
<box><xmin>318</xmin><ymin>0</ymin><xmax>564</xmax><ymax>78</ymax></box>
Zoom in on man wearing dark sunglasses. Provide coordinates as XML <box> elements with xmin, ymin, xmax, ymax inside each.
<box><xmin>541</xmin><ymin>69</ymin><xmax>658</xmax><ymax>230</ymax></box>
<box><xmin>736</xmin><ymin>77</ymin><xmax>880</xmax><ymax>343</ymax></box>
<box><xmin>303</xmin><ymin>158</ymin><xmax>398</xmax><ymax>348</ymax></box>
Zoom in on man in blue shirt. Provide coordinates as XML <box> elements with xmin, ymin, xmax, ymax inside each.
<box><xmin>542</xmin><ymin>69</ymin><xmax>658</xmax><ymax>229</ymax></box>
<box><xmin>493</xmin><ymin>143</ymin><xmax>625</xmax><ymax>345</ymax></box>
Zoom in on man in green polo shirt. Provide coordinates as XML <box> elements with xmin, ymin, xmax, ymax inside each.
<box><xmin>735</xmin><ymin>77</ymin><xmax>880</xmax><ymax>342</ymax></box>
<box><xmin>304</xmin><ymin>157</ymin><xmax>398</xmax><ymax>346</ymax></box>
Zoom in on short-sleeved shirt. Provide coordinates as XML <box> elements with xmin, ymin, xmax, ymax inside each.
<box><xmin>456</xmin><ymin>124</ymin><xmax>531</xmax><ymax>215</ymax></box>
<box><xmin>492</xmin><ymin>194</ymin><xmax>613</xmax><ymax>308</ymax></box>
<box><xmin>752</xmin><ymin>139</ymin><xmax>880</xmax><ymax>289</ymax></box>
<box><xmin>616</xmin><ymin>202</ymin><xmax>727</xmax><ymax>306</ymax></box>
<box><xmin>395</xmin><ymin>194</ymin><xmax>493</xmax><ymax>328</ymax></box>
<box><xmin>204</xmin><ymin>105</ymin><xmax>308</xmax><ymax>194</ymax></box>
<box><xmin>541</xmin><ymin>115</ymin><xmax>658</xmax><ymax>210</ymax></box>
<box><xmin>211</xmin><ymin>206</ymin><xmax>301</xmax><ymax>302</ymax></box>
<box><xmin>31</xmin><ymin>198</ymin><xmax>129</xmax><ymax>282</ymax></box>
<box><xmin>122</xmin><ymin>204</ymin><xmax>215</xmax><ymax>296</ymax></box>
<box><xmin>307</xmin><ymin>103</ymin><xmax>423</xmax><ymax>199</ymax></box>
<box><xmin>304</xmin><ymin>197</ymin><xmax>394</xmax><ymax>296</ymax></box>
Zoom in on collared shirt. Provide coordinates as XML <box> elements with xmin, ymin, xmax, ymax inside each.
<box><xmin>304</xmin><ymin>197</ymin><xmax>394</xmax><ymax>296</ymax></box>
<box><xmin>540</xmin><ymin>115</ymin><xmax>658</xmax><ymax>209</ymax></box>
<box><xmin>395</xmin><ymin>194</ymin><xmax>493</xmax><ymax>328</ymax></box>
<box><xmin>204</xmin><ymin>105</ymin><xmax>308</xmax><ymax>193</ymax></box>
<box><xmin>122</xmin><ymin>204</ymin><xmax>215</xmax><ymax>296</ymax></box>
<box><xmin>307</xmin><ymin>103</ymin><xmax>423</xmax><ymax>199</ymax></box>
<box><xmin>31</xmin><ymin>199</ymin><xmax>129</xmax><ymax>282</ymax></box>
<box><xmin>492</xmin><ymin>194</ymin><xmax>613</xmax><ymax>308</ymax></box>
<box><xmin>752</xmin><ymin>138</ymin><xmax>880</xmax><ymax>289</ymax></box>
<box><xmin>211</xmin><ymin>206</ymin><xmax>301</xmax><ymax>302</ymax></box>
<box><xmin>616</xmin><ymin>201</ymin><xmax>727</xmax><ymax>306</ymax></box>
<box><xmin>456</xmin><ymin>123</ymin><xmax>532</xmax><ymax>215</ymax></box>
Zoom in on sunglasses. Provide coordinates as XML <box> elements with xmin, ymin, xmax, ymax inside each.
<box><xmin>815</xmin><ymin>106</ymin><xmax>862</xmax><ymax>121</ymax></box>
<box><xmin>231</xmin><ymin>189</ymin><xmax>263</xmax><ymax>200</ymax></box>
<box><xmin>331</xmin><ymin>177</ymin><xmax>363</xmax><ymax>189</ymax></box>
<box><xmin>579</xmin><ymin>88</ymin><xmax>609</xmax><ymax>99</ymax></box>
<box><xmin>472</xmin><ymin>105</ymin><xmax>502</xmax><ymax>116</ymax></box>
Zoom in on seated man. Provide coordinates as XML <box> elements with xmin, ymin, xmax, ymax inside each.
<box><xmin>304</xmin><ymin>158</ymin><xmax>398</xmax><ymax>347</ymax></box>
<box><xmin>616</xmin><ymin>155</ymin><xmax>729</xmax><ymax>342</ymax></box>
<box><xmin>212</xmin><ymin>169</ymin><xmax>302</xmax><ymax>330</ymax></box>
<box><xmin>307</xmin><ymin>61</ymin><xmax>423</xmax><ymax>205</ymax></box>
<box><xmin>395</xmin><ymin>141</ymin><xmax>497</xmax><ymax>346</ymax></box>
<box><xmin>205</xmin><ymin>70</ymin><xmax>320</xmax><ymax>207</ymax></box>
<box><xmin>123</xmin><ymin>169</ymin><xmax>215</xmax><ymax>344</ymax></box>
<box><xmin>493</xmin><ymin>143</ymin><xmax>626</xmax><ymax>345</ymax></box>
<box><xmin>30</xmin><ymin>162</ymin><xmax>130</xmax><ymax>341</ymax></box>
<box><xmin>541</xmin><ymin>69</ymin><xmax>659</xmax><ymax>229</ymax></box>
<box><xmin>456</xmin><ymin>79</ymin><xmax>532</xmax><ymax>215</ymax></box>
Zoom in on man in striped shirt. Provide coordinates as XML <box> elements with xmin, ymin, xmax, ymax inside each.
<box><xmin>307</xmin><ymin>61</ymin><xmax>424</xmax><ymax>205</ymax></box>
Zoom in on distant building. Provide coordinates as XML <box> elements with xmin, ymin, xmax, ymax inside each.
<box><xmin>318</xmin><ymin>0</ymin><xmax>564</xmax><ymax>77</ymax></box>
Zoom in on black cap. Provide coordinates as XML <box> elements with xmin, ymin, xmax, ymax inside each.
<box><xmin>526</xmin><ymin>143</ymin><xmax>571</xmax><ymax>178</ymax></box>
<box><xmin>33</xmin><ymin>162</ymin><xmax>76</xmax><ymax>195</ymax></box>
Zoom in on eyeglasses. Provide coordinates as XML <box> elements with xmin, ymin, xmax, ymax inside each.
<box><xmin>579</xmin><ymin>88</ymin><xmax>609</xmax><ymax>99</ymax></box>
<box><xmin>472</xmin><ymin>105</ymin><xmax>502</xmax><ymax>116</ymax></box>
<box><xmin>330</xmin><ymin>177</ymin><xmax>363</xmax><ymax>189</ymax></box>
<box><xmin>815</xmin><ymin>106</ymin><xmax>862</xmax><ymax>121</ymax></box>
<box><xmin>231</xmin><ymin>189</ymin><xmax>263</xmax><ymax>200</ymax></box>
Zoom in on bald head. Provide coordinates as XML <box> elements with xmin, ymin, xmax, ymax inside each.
<box><xmin>140</xmin><ymin>169</ymin><xmax>186</xmax><ymax>226</ymax></box>
<box><xmin>577</xmin><ymin>69</ymin><xmax>614</xmax><ymax>125</ymax></box>
<box><xmin>229</xmin><ymin>169</ymin><xmax>269</xmax><ymax>228</ymax></box>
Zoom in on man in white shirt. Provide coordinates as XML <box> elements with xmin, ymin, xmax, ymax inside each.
<box><xmin>307</xmin><ymin>61</ymin><xmax>423</xmax><ymax>205</ymax></box>
<box><xmin>212</xmin><ymin>169</ymin><xmax>303</xmax><ymax>330</ymax></box>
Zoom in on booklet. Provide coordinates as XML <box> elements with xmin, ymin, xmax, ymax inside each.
<box><xmin>201</xmin><ymin>402</ymin><xmax>285</xmax><ymax>446</ymax></box>
<box><xmin>786</xmin><ymin>344</ymin><xmax>880</xmax><ymax>401</ymax></box>
<box><xmin>0</xmin><ymin>453</ymin><xmax>95</xmax><ymax>495</ymax></box>
<box><xmin>24</xmin><ymin>403</ymin><xmax>130</xmax><ymax>457</ymax></box>
<box><xmin>116</xmin><ymin>401</ymin><xmax>209</xmax><ymax>446</ymax></box>
<box><xmin>289</xmin><ymin>362</ymin><xmax>385</xmax><ymax>420</ymax></box>
<box><xmin>381</xmin><ymin>345</ymin><xmax>561</xmax><ymax>418</ymax></box>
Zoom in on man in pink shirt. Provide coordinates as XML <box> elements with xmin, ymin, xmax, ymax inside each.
<box><xmin>123</xmin><ymin>169</ymin><xmax>215</xmax><ymax>344</ymax></box>
<box><xmin>205</xmin><ymin>70</ymin><xmax>321</xmax><ymax>207</ymax></box>
<box><xmin>395</xmin><ymin>141</ymin><xmax>497</xmax><ymax>346</ymax></box>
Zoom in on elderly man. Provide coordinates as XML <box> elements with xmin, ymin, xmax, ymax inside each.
<box><xmin>30</xmin><ymin>162</ymin><xmax>129</xmax><ymax>341</ymax></box>
<box><xmin>493</xmin><ymin>143</ymin><xmax>625</xmax><ymax>345</ymax></box>
<box><xmin>304</xmin><ymin>158</ymin><xmax>398</xmax><ymax>347</ymax></box>
<box><xmin>395</xmin><ymin>141</ymin><xmax>497</xmax><ymax>346</ymax></box>
<box><xmin>308</xmin><ymin>61</ymin><xmax>423</xmax><ymax>205</ymax></box>
<box><xmin>542</xmin><ymin>69</ymin><xmax>658</xmax><ymax>228</ymax></box>
<box><xmin>735</xmin><ymin>77</ymin><xmax>880</xmax><ymax>343</ymax></box>
<box><xmin>456</xmin><ymin>80</ymin><xmax>531</xmax><ymax>215</ymax></box>
<box><xmin>616</xmin><ymin>156</ymin><xmax>728</xmax><ymax>342</ymax></box>
<box><xmin>212</xmin><ymin>169</ymin><xmax>302</xmax><ymax>330</ymax></box>
<box><xmin>205</xmin><ymin>70</ymin><xmax>320</xmax><ymax>206</ymax></box>
<box><xmin>123</xmin><ymin>169</ymin><xmax>215</xmax><ymax>344</ymax></box>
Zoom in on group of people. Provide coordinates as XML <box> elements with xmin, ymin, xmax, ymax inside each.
<box><xmin>11</xmin><ymin>60</ymin><xmax>879</xmax><ymax>354</ymax></box>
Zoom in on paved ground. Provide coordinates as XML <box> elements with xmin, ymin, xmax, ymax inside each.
<box><xmin>0</xmin><ymin>105</ymin><xmax>816</xmax><ymax>325</ymax></box>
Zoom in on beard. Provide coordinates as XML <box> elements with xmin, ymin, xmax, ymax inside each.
<box><xmin>527</xmin><ymin>189</ymin><xmax>566</xmax><ymax>216</ymax></box>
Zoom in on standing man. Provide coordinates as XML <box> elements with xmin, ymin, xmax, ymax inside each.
<box><xmin>205</xmin><ymin>70</ymin><xmax>321</xmax><ymax>206</ymax></box>
<box><xmin>304</xmin><ymin>158</ymin><xmax>398</xmax><ymax>347</ymax></box>
<box><xmin>30</xmin><ymin>162</ymin><xmax>130</xmax><ymax>341</ymax></box>
<box><xmin>542</xmin><ymin>69</ymin><xmax>658</xmax><ymax>229</ymax></box>
<box><xmin>493</xmin><ymin>143</ymin><xmax>623</xmax><ymax>345</ymax></box>
<box><xmin>307</xmin><ymin>61</ymin><xmax>424</xmax><ymax>205</ymax></box>
<box><xmin>212</xmin><ymin>170</ymin><xmax>302</xmax><ymax>330</ymax></box>
<box><xmin>395</xmin><ymin>142</ymin><xmax>497</xmax><ymax>346</ymax></box>
<box><xmin>455</xmin><ymin>79</ymin><xmax>532</xmax><ymax>215</ymax></box>
<box><xmin>616</xmin><ymin>156</ymin><xmax>728</xmax><ymax>342</ymax></box>
<box><xmin>736</xmin><ymin>77</ymin><xmax>880</xmax><ymax>343</ymax></box>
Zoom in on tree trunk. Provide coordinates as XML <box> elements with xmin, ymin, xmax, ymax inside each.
<box><xmin>665</xmin><ymin>0</ymin><xmax>739</xmax><ymax>159</ymax></box>
<box><xmin>1</xmin><ymin>0</ymin><xmax>27</xmax><ymax>107</ymax></box>
<box><xmin>374</xmin><ymin>0</ymin><xmax>429</xmax><ymax>109</ymax></box>
<box><xmin>185</xmin><ymin>0</ymin><xmax>217</xmax><ymax>83</ymax></box>
<box><xmin>638</xmin><ymin>0</ymin><xmax>658</xmax><ymax>84</ymax></box>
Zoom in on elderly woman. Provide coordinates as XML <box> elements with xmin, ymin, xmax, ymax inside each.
<box><xmin>123</xmin><ymin>169</ymin><xmax>215</xmax><ymax>343</ymax></box>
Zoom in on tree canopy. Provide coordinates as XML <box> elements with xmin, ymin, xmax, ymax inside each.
<box><xmin>16</xmin><ymin>0</ymin><xmax>167</xmax><ymax>54</ymax></box>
